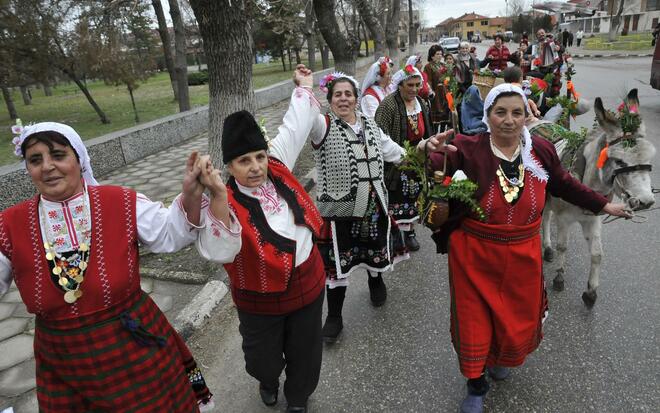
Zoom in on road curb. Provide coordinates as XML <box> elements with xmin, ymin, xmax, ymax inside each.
<box><xmin>174</xmin><ymin>280</ymin><xmax>229</xmax><ymax>340</ymax></box>
<box><xmin>572</xmin><ymin>53</ymin><xmax>652</xmax><ymax>59</ymax></box>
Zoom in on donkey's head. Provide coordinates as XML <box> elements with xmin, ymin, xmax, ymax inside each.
<box><xmin>593</xmin><ymin>89</ymin><xmax>656</xmax><ymax>211</ymax></box>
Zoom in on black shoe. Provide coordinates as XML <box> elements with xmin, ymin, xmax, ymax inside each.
<box><xmin>322</xmin><ymin>315</ymin><xmax>343</xmax><ymax>343</ymax></box>
<box><xmin>286</xmin><ymin>406</ymin><xmax>307</xmax><ymax>413</ymax></box>
<box><xmin>405</xmin><ymin>230</ymin><xmax>420</xmax><ymax>251</ymax></box>
<box><xmin>259</xmin><ymin>384</ymin><xmax>278</xmax><ymax>406</ymax></box>
<box><xmin>368</xmin><ymin>274</ymin><xmax>387</xmax><ymax>307</ymax></box>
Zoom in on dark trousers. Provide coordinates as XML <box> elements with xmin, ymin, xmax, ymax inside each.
<box><xmin>237</xmin><ymin>291</ymin><xmax>324</xmax><ymax>406</ymax></box>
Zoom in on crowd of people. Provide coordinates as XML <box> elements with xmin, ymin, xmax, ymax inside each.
<box><xmin>0</xmin><ymin>31</ymin><xmax>635</xmax><ymax>413</ymax></box>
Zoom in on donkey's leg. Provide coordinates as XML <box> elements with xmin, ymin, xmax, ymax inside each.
<box><xmin>579</xmin><ymin>217</ymin><xmax>602</xmax><ymax>307</ymax></box>
<box><xmin>552</xmin><ymin>214</ymin><xmax>570</xmax><ymax>292</ymax></box>
<box><xmin>542</xmin><ymin>208</ymin><xmax>554</xmax><ymax>262</ymax></box>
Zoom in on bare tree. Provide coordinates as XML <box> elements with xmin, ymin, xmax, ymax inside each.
<box><xmin>152</xmin><ymin>0</ymin><xmax>178</xmax><ymax>100</ymax></box>
<box><xmin>355</xmin><ymin>0</ymin><xmax>387</xmax><ymax>58</ymax></box>
<box><xmin>304</xmin><ymin>0</ymin><xmax>317</xmax><ymax>71</ymax></box>
<box><xmin>168</xmin><ymin>0</ymin><xmax>191</xmax><ymax>111</ymax></box>
<box><xmin>314</xmin><ymin>0</ymin><xmax>361</xmax><ymax>74</ymax></box>
<box><xmin>385</xmin><ymin>0</ymin><xmax>400</xmax><ymax>60</ymax></box>
<box><xmin>608</xmin><ymin>0</ymin><xmax>626</xmax><ymax>42</ymax></box>
<box><xmin>188</xmin><ymin>0</ymin><xmax>255</xmax><ymax>167</ymax></box>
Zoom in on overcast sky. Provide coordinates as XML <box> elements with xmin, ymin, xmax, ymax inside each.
<box><xmin>421</xmin><ymin>0</ymin><xmax>510</xmax><ymax>26</ymax></box>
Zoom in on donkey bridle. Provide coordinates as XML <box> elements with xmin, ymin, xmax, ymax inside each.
<box><xmin>606</xmin><ymin>135</ymin><xmax>653</xmax><ymax>183</ymax></box>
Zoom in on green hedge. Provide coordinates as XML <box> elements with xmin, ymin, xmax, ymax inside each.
<box><xmin>187</xmin><ymin>70</ymin><xmax>209</xmax><ymax>86</ymax></box>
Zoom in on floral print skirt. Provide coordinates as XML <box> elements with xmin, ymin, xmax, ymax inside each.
<box><xmin>317</xmin><ymin>190</ymin><xmax>409</xmax><ymax>287</ymax></box>
<box><xmin>388</xmin><ymin>170</ymin><xmax>421</xmax><ymax>228</ymax></box>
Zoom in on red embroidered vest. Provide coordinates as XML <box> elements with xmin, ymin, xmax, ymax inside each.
<box><xmin>364</xmin><ymin>87</ymin><xmax>382</xmax><ymax>103</ymax></box>
<box><xmin>0</xmin><ymin>186</ymin><xmax>139</xmax><ymax>320</ymax></box>
<box><xmin>225</xmin><ymin>158</ymin><xmax>324</xmax><ymax>297</ymax></box>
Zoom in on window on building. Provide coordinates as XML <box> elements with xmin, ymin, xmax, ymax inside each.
<box><xmin>481</xmin><ymin>20</ymin><xmax>488</xmax><ymax>25</ymax></box>
<box><xmin>467</xmin><ymin>22</ymin><xmax>474</xmax><ymax>27</ymax></box>
<box><xmin>653</xmin><ymin>17</ymin><xmax>659</xmax><ymax>28</ymax></box>
<box><xmin>647</xmin><ymin>0</ymin><xmax>659</xmax><ymax>11</ymax></box>
<box><xmin>632</xmin><ymin>14</ymin><xmax>639</xmax><ymax>31</ymax></box>
<box><xmin>585</xmin><ymin>18</ymin><xmax>593</xmax><ymax>32</ymax></box>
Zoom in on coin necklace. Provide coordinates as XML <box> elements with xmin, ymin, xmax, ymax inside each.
<box><xmin>407</xmin><ymin>113</ymin><xmax>420</xmax><ymax>136</ymax></box>
<box><xmin>496</xmin><ymin>162</ymin><xmax>525</xmax><ymax>203</ymax></box>
<box><xmin>39</xmin><ymin>193</ymin><xmax>91</xmax><ymax>304</ymax></box>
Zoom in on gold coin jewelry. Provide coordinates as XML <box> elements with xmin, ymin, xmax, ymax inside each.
<box><xmin>39</xmin><ymin>194</ymin><xmax>91</xmax><ymax>304</ymax></box>
<box><xmin>408</xmin><ymin>113</ymin><xmax>420</xmax><ymax>136</ymax></box>
<box><xmin>496</xmin><ymin>163</ymin><xmax>525</xmax><ymax>204</ymax></box>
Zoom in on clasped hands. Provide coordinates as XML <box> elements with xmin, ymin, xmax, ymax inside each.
<box><xmin>183</xmin><ymin>151</ymin><xmax>227</xmax><ymax>201</ymax></box>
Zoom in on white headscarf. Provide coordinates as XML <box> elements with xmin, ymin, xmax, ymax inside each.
<box><xmin>361</xmin><ymin>56</ymin><xmax>393</xmax><ymax>95</ymax></box>
<box><xmin>15</xmin><ymin>122</ymin><xmax>99</xmax><ymax>185</ymax></box>
<box><xmin>482</xmin><ymin>83</ymin><xmax>548</xmax><ymax>182</ymax></box>
<box><xmin>390</xmin><ymin>66</ymin><xmax>423</xmax><ymax>90</ymax></box>
<box><xmin>405</xmin><ymin>54</ymin><xmax>422</xmax><ymax>67</ymax></box>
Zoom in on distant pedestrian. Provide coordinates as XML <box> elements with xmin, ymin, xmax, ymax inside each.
<box><xmin>576</xmin><ymin>29</ymin><xmax>584</xmax><ymax>47</ymax></box>
<box><xmin>561</xmin><ymin>28</ymin><xmax>569</xmax><ymax>48</ymax></box>
<box><xmin>568</xmin><ymin>30</ymin><xmax>574</xmax><ymax>47</ymax></box>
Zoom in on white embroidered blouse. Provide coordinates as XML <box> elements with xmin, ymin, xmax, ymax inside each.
<box><xmin>0</xmin><ymin>189</ymin><xmax>242</xmax><ymax>296</ymax></box>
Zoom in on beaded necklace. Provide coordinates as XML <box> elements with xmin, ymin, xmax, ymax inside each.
<box><xmin>39</xmin><ymin>190</ymin><xmax>91</xmax><ymax>304</ymax></box>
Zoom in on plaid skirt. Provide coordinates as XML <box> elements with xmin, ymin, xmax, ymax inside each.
<box><xmin>34</xmin><ymin>291</ymin><xmax>212</xmax><ymax>412</ymax></box>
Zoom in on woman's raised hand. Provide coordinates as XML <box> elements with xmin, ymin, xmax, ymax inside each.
<box><xmin>183</xmin><ymin>151</ymin><xmax>205</xmax><ymax>199</ymax></box>
<box><xmin>196</xmin><ymin>155</ymin><xmax>228</xmax><ymax>200</ymax></box>
<box><xmin>293</xmin><ymin>64</ymin><xmax>314</xmax><ymax>88</ymax></box>
<box><xmin>418</xmin><ymin>129</ymin><xmax>458</xmax><ymax>153</ymax></box>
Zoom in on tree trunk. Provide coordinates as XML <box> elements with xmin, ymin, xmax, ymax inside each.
<box><xmin>314</xmin><ymin>0</ymin><xmax>360</xmax><ymax>75</ymax></box>
<box><xmin>20</xmin><ymin>86</ymin><xmax>31</xmax><ymax>105</ymax></box>
<box><xmin>2</xmin><ymin>86</ymin><xmax>18</xmax><ymax>120</ymax></box>
<box><xmin>169</xmin><ymin>0</ymin><xmax>191</xmax><ymax>111</ymax></box>
<box><xmin>355</xmin><ymin>0</ymin><xmax>386</xmax><ymax>59</ymax></box>
<box><xmin>321</xmin><ymin>45</ymin><xmax>330</xmax><ymax>69</ymax></box>
<box><xmin>189</xmin><ymin>0</ymin><xmax>255</xmax><ymax>168</ymax></box>
<box><xmin>281</xmin><ymin>50</ymin><xmax>287</xmax><ymax>72</ymax></box>
<box><xmin>43</xmin><ymin>82</ymin><xmax>53</xmax><ymax>96</ymax></box>
<box><xmin>305</xmin><ymin>1</ymin><xmax>317</xmax><ymax>71</ymax></box>
<box><xmin>294</xmin><ymin>48</ymin><xmax>301</xmax><ymax>65</ymax></box>
<box><xmin>128</xmin><ymin>86</ymin><xmax>139</xmax><ymax>123</ymax></box>
<box><xmin>407</xmin><ymin>0</ymin><xmax>417</xmax><ymax>50</ymax></box>
<box><xmin>64</xmin><ymin>69</ymin><xmax>110</xmax><ymax>124</ymax></box>
<box><xmin>361</xmin><ymin>22</ymin><xmax>369</xmax><ymax>57</ymax></box>
<box><xmin>385</xmin><ymin>0</ymin><xmax>401</xmax><ymax>61</ymax></box>
<box><xmin>608</xmin><ymin>0</ymin><xmax>626</xmax><ymax>42</ymax></box>
<box><xmin>287</xmin><ymin>48</ymin><xmax>292</xmax><ymax>70</ymax></box>
<box><xmin>152</xmin><ymin>0</ymin><xmax>179</xmax><ymax>100</ymax></box>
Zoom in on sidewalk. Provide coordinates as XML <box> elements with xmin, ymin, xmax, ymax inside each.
<box><xmin>0</xmin><ymin>59</ymin><xmax>377</xmax><ymax>412</ymax></box>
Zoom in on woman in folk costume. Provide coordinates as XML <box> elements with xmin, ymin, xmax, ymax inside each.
<box><xmin>405</xmin><ymin>53</ymin><xmax>432</xmax><ymax>101</ymax></box>
<box><xmin>424</xmin><ymin>44</ymin><xmax>451</xmax><ymax>130</ymax></box>
<box><xmin>421</xmin><ymin>84</ymin><xmax>631</xmax><ymax>413</ymax></box>
<box><xmin>0</xmin><ymin>122</ymin><xmax>226</xmax><ymax>412</ymax></box>
<box><xmin>310</xmin><ymin>71</ymin><xmax>413</xmax><ymax>342</ymax></box>
<box><xmin>374</xmin><ymin>64</ymin><xmax>433</xmax><ymax>252</ymax></box>
<box><xmin>195</xmin><ymin>66</ymin><xmax>324</xmax><ymax>413</ymax></box>
<box><xmin>455</xmin><ymin>41</ymin><xmax>482</xmax><ymax>94</ymax></box>
<box><xmin>360</xmin><ymin>56</ymin><xmax>394</xmax><ymax>118</ymax></box>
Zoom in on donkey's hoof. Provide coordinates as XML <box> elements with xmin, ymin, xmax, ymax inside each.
<box><xmin>552</xmin><ymin>278</ymin><xmax>564</xmax><ymax>291</ymax></box>
<box><xmin>543</xmin><ymin>247</ymin><xmax>555</xmax><ymax>262</ymax></box>
<box><xmin>581</xmin><ymin>291</ymin><xmax>598</xmax><ymax>307</ymax></box>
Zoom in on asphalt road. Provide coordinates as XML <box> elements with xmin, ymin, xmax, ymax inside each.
<box><xmin>187</xmin><ymin>57</ymin><xmax>660</xmax><ymax>413</ymax></box>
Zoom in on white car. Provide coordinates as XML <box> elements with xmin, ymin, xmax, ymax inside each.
<box><xmin>440</xmin><ymin>37</ymin><xmax>460</xmax><ymax>53</ymax></box>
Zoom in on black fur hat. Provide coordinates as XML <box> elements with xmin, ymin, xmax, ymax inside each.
<box><xmin>221</xmin><ymin>110</ymin><xmax>268</xmax><ymax>163</ymax></box>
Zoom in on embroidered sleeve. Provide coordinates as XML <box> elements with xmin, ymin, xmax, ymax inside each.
<box><xmin>310</xmin><ymin>113</ymin><xmax>329</xmax><ymax>149</ymax></box>
<box><xmin>268</xmin><ymin>87</ymin><xmax>322</xmax><ymax>171</ymax></box>
<box><xmin>196</xmin><ymin>209</ymin><xmax>242</xmax><ymax>264</ymax></box>
<box><xmin>136</xmin><ymin>193</ymin><xmax>207</xmax><ymax>253</ymax></box>
<box><xmin>379</xmin><ymin>127</ymin><xmax>405</xmax><ymax>164</ymax></box>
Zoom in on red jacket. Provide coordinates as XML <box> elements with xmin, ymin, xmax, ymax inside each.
<box><xmin>225</xmin><ymin>157</ymin><xmax>325</xmax><ymax>315</ymax></box>
<box><xmin>485</xmin><ymin>45</ymin><xmax>511</xmax><ymax>71</ymax></box>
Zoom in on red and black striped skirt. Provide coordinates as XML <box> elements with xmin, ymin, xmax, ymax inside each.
<box><xmin>34</xmin><ymin>291</ymin><xmax>212</xmax><ymax>412</ymax></box>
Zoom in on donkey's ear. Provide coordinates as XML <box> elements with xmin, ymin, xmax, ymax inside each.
<box><xmin>594</xmin><ymin>97</ymin><xmax>618</xmax><ymax>132</ymax></box>
<box><xmin>626</xmin><ymin>88</ymin><xmax>640</xmax><ymax>107</ymax></box>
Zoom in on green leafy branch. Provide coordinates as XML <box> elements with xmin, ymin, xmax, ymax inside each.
<box><xmin>399</xmin><ymin>141</ymin><xmax>486</xmax><ymax>221</ymax></box>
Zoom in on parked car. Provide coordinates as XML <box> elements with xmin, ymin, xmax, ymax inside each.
<box><xmin>504</xmin><ymin>31</ymin><xmax>514</xmax><ymax>42</ymax></box>
<box><xmin>440</xmin><ymin>37</ymin><xmax>460</xmax><ymax>52</ymax></box>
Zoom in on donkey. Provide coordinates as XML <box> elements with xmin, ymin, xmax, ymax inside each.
<box><xmin>540</xmin><ymin>89</ymin><xmax>656</xmax><ymax>307</ymax></box>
